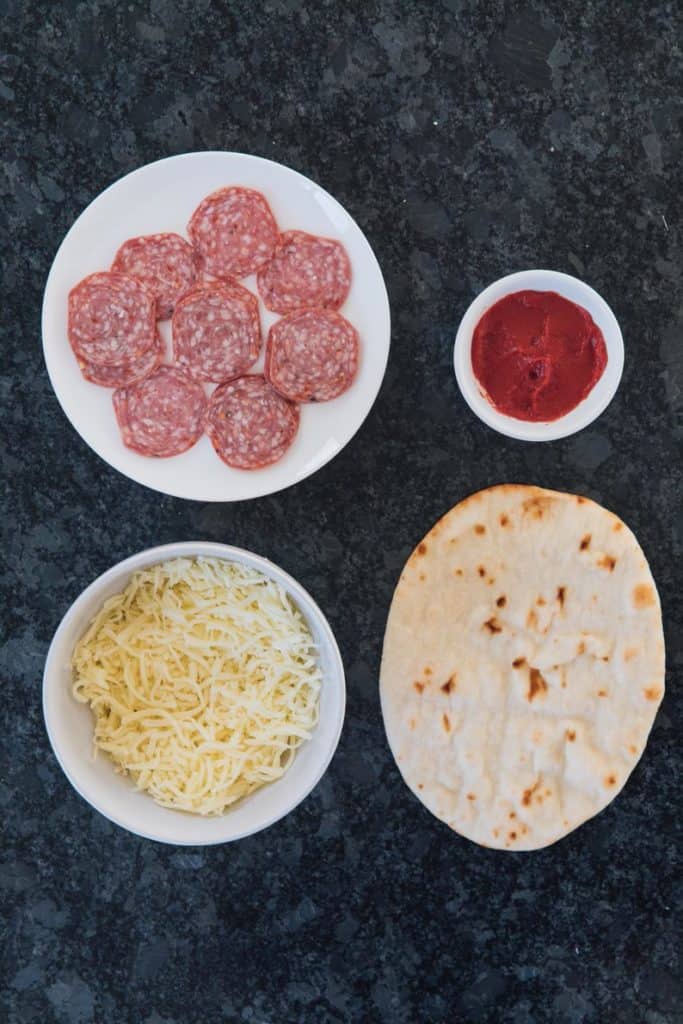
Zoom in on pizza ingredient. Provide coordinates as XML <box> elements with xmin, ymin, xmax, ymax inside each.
<box><xmin>113</xmin><ymin>365</ymin><xmax>206</xmax><ymax>458</ymax></box>
<box><xmin>68</xmin><ymin>272</ymin><xmax>156</xmax><ymax>366</ymax></box>
<box><xmin>471</xmin><ymin>290</ymin><xmax>608</xmax><ymax>421</ymax></box>
<box><xmin>172</xmin><ymin>282</ymin><xmax>261</xmax><ymax>383</ymax></box>
<box><xmin>266</xmin><ymin>309</ymin><xmax>359</xmax><ymax>402</ymax></box>
<box><xmin>380</xmin><ymin>485</ymin><xmax>665</xmax><ymax>851</ymax></box>
<box><xmin>72</xmin><ymin>557</ymin><xmax>322</xmax><ymax>815</ymax></box>
<box><xmin>205</xmin><ymin>375</ymin><xmax>299</xmax><ymax>470</ymax></box>
<box><xmin>78</xmin><ymin>329</ymin><xmax>164</xmax><ymax>388</ymax></box>
<box><xmin>257</xmin><ymin>230</ymin><xmax>352</xmax><ymax>313</ymax></box>
<box><xmin>111</xmin><ymin>232</ymin><xmax>199</xmax><ymax>319</ymax></box>
<box><xmin>187</xmin><ymin>186</ymin><xmax>279</xmax><ymax>279</ymax></box>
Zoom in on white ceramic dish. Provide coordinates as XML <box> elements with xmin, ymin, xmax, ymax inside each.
<box><xmin>43</xmin><ymin>542</ymin><xmax>346</xmax><ymax>845</ymax></box>
<box><xmin>42</xmin><ymin>152</ymin><xmax>391</xmax><ymax>501</ymax></box>
<box><xmin>453</xmin><ymin>270</ymin><xmax>624</xmax><ymax>441</ymax></box>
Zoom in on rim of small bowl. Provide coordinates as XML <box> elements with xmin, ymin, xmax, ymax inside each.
<box><xmin>42</xmin><ymin>541</ymin><xmax>346</xmax><ymax>845</ymax></box>
<box><xmin>453</xmin><ymin>269</ymin><xmax>625</xmax><ymax>441</ymax></box>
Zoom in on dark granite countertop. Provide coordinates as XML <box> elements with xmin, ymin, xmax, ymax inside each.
<box><xmin>2</xmin><ymin>1</ymin><xmax>681</xmax><ymax>1021</ymax></box>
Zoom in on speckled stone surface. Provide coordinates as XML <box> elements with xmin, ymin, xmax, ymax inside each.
<box><xmin>2</xmin><ymin>2</ymin><xmax>681</xmax><ymax>1022</ymax></box>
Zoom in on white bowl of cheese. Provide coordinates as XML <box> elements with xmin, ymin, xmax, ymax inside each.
<box><xmin>43</xmin><ymin>541</ymin><xmax>346</xmax><ymax>845</ymax></box>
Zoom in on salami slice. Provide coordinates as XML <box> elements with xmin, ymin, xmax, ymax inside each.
<box><xmin>111</xmin><ymin>233</ymin><xmax>199</xmax><ymax>320</ymax></box>
<box><xmin>113</xmin><ymin>366</ymin><xmax>206</xmax><ymax>458</ymax></box>
<box><xmin>187</xmin><ymin>187</ymin><xmax>279</xmax><ymax>280</ymax></box>
<box><xmin>172</xmin><ymin>283</ymin><xmax>261</xmax><ymax>383</ymax></box>
<box><xmin>205</xmin><ymin>375</ymin><xmax>299</xmax><ymax>470</ymax></box>
<box><xmin>68</xmin><ymin>272</ymin><xmax>156</xmax><ymax>366</ymax></box>
<box><xmin>265</xmin><ymin>309</ymin><xmax>359</xmax><ymax>402</ymax></box>
<box><xmin>79</xmin><ymin>329</ymin><xmax>164</xmax><ymax>388</ymax></box>
<box><xmin>257</xmin><ymin>230</ymin><xmax>352</xmax><ymax>314</ymax></box>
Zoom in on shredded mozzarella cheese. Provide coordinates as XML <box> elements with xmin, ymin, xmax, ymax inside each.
<box><xmin>72</xmin><ymin>557</ymin><xmax>322</xmax><ymax>815</ymax></box>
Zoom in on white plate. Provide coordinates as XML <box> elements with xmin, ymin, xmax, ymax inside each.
<box><xmin>42</xmin><ymin>152</ymin><xmax>391</xmax><ymax>501</ymax></box>
<box><xmin>43</xmin><ymin>542</ymin><xmax>346</xmax><ymax>845</ymax></box>
<box><xmin>453</xmin><ymin>270</ymin><xmax>624</xmax><ymax>441</ymax></box>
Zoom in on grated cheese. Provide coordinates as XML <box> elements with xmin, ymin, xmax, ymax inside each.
<box><xmin>72</xmin><ymin>557</ymin><xmax>322</xmax><ymax>815</ymax></box>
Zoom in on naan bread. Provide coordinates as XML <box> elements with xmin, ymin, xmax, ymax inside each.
<box><xmin>380</xmin><ymin>485</ymin><xmax>665</xmax><ymax>851</ymax></box>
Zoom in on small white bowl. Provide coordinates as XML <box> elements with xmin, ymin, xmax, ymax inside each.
<box><xmin>43</xmin><ymin>542</ymin><xmax>346</xmax><ymax>845</ymax></box>
<box><xmin>453</xmin><ymin>269</ymin><xmax>624</xmax><ymax>441</ymax></box>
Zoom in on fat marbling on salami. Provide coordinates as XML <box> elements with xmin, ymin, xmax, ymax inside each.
<box><xmin>68</xmin><ymin>271</ymin><xmax>157</xmax><ymax>366</ymax></box>
<box><xmin>113</xmin><ymin>365</ymin><xmax>206</xmax><ymax>458</ymax></box>
<box><xmin>172</xmin><ymin>282</ymin><xmax>261</xmax><ymax>383</ymax></box>
<box><xmin>187</xmin><ymin>186</ymin><xmax>279</xmax><ymax>280</ymax></box>
<box><xmin>205</xmin><ymin>374</ymin><xmax>299</xmax><ymax>470</ymax></box>
<box><xmin>79</xmin><ymin>329</ymin><xmax>164</xmax><ymax>388</ymax></box>
<box><xmin>111</xmin><ymin>233</ymin><xmax>199</xmax><ymax>320</ymax></box>
<box><xmin>265</xmin><ymin>309</ymin><xmax>359</xmax><ymax>402</ymax></box>
<box><xmin>257</xmin><ymin>230</ymin><xmax>352</xmax><ymax>314</ymax></box>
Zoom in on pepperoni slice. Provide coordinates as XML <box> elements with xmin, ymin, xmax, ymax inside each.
<box><xmin>187</xmin><ymin>187</ymin><xmax>279</xmax><ymax>280</ymax></box>
<box><xmin>265</xmin><ymin>309</ymin><xmax>359</xmax><ymax>402</ymax></box>
<box><xmin>257</xmin><ymin>230</ymin><xmax>352</xmax><ymax>314</ymax></box>
<box><xmin>172</xmin><ymin>283</ymin><xmax>261</xmax><ymax>383</ymax></box>
<box><xmin>111</xmin><ymin>233</ymin><xmax>199</xmax><ymax>320</ymax></box>
<box><xmin>113</xmin><ymin>366</ymin><xmax>206</xmax><ymax>458</ymax></box>
<box><xmin>205</xmin><ymin>375</ymin><xmax>299</xmax><ymax>470</ymax></box>
<box><xmin>78</xmin><ymin>329</ymin><xmax>164</xmax><ymax>388</ymax></box>
<box><xmin>68</xmin><ymin>272</ymin><xmax>156</xmax><ymax>366</ymax></box>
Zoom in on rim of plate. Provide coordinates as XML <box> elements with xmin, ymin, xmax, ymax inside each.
<box><xmin>42</xmin><ymin>541</ymin><xmax>347</xmax><ymax>845</ymax></box>
<box><xmin>453</xmin><ymin>269</ymin><xmax>624</xmax><ymax>442</ymax></box>
<box><xmin>42</xmin><ymin>151</ymin><xmax>391</xmax><ymax>501</ymax></box>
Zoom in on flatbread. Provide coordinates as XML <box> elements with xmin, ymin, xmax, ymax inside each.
<box><xmin>380</xmin><ymin>485</ymin><xmax>665</xmax><ymax>851</ymax></box>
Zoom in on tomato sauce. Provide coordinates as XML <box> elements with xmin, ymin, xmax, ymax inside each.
<box><xmin>471</xmin><ymin>290</ymin><xmax>608</xmax><ymax>422</ymax></box>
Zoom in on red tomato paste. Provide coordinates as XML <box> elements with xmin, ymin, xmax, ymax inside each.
<box><xmin>471</xmin><ymin>290</ymin><xmax>608</xmax><ymax>421</ymax></box>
